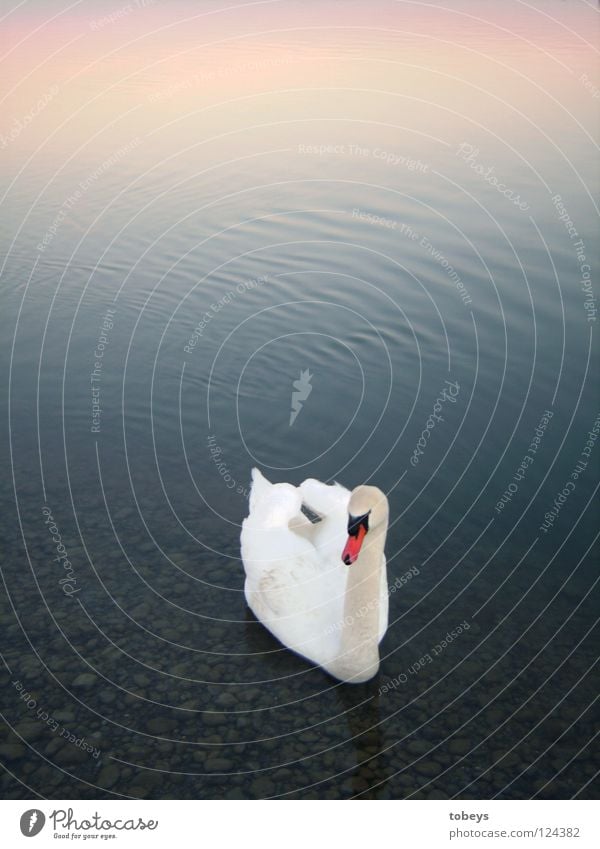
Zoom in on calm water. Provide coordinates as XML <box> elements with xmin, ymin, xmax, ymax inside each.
<box><xmin>0</xmin><ymin>0</ymin><xmax>598</xmax><ymax>799</ymax></box>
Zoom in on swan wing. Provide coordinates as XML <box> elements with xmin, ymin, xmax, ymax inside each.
<box><xmin>241</xmin><ymin>469</ymin><xmax>347</xmax><ymax>665</ymax></box>
<box><xmin>299</xmin><ymin>477</ymin><xmax>351</xmax><ymax>516</ymax></box>
<box><xmin>298</xmin><ymin>477</ymin><xmax>350</xmax><ymax>561</ymax></box>
<box><xmin>241</xmin><ymin>521</ymin><xmax>344</xmax><ymax>663</ymax></box>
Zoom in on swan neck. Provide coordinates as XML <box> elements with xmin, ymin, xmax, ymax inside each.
<box><xmin>333</xmin><ymin>521</ymin><xmax>387</xmax><ymax>682</ymax></box>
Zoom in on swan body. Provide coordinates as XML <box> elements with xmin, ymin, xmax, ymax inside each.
<box><xmin>240</xmin><ymin>468</ymin><xmax>389</xmax><ymax>683</ymax></box>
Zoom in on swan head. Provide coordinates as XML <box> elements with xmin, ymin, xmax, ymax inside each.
<box><xmin>342</xmin><ymin>485</ymin><xmax>388</xmax><ymax>565</ymax></box>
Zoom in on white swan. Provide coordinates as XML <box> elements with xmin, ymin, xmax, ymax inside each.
<box><xmin>240</xmin><ymin>468</ymin><xmax>389</xmax><ymax>683</ymax></box>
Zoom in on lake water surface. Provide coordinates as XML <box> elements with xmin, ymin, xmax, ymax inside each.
<box><xmin>0</xmin><ymin>0</ymin><xmax>598</xmax><ymax>799</ymax></box>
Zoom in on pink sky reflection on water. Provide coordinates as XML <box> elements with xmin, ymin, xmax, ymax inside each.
<box><xmin>1</xmin><ymin>2</ymin><xmax>597</xmax><ymax>179</ymax></box>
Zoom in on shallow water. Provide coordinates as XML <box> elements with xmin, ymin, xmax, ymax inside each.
<box><xmin>0</xmin><ymin>0</ymin><xmax>598</xmax><ymax>799</ymax></box>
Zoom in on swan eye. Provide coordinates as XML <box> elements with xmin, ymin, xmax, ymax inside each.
<box><xmin>347</xmin><ymin>512</ymin><xmax>370</xmax><ymax>537</ymax></box>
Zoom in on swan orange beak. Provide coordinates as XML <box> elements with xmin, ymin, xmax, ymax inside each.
<box><xmin>342</xmin><ymin>524</ymin><xmax>367</xmax><ymax>565</ymax></box>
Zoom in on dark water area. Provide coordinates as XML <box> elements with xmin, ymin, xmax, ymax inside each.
<box><xmin>0</xmin><ymin>0</ymin><xmax>598</xmax><ymax>799</ymax></box>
